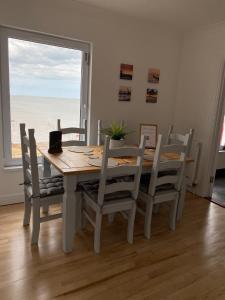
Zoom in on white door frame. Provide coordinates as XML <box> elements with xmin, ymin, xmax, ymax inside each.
<box><xmin>208</xmin><ymin>61</ymin><xmax>225</xmax><ymax>197</ymax></box>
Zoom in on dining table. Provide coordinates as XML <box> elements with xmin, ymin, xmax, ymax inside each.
<box><xmin>38</xmin><ymin>145</ymin><xmax>193</xmax><ymax>253</ymax></box>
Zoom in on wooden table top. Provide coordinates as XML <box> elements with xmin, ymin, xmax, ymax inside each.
<box><xmin>38</xmin><ymin>145</ymin><xmax>193</xmax><ymax>176</ymax></box>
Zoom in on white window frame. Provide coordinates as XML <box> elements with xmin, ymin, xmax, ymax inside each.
<box><xmin>0</xmin><ymin>26</ymin><xmax>90</xmax><ymax>167</ymax></box>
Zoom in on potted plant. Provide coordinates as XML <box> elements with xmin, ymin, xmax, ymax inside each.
<box><xmin>101</xmin><ymin>122</ymin><xmax>130</xmax><ymax>148</ymax></box>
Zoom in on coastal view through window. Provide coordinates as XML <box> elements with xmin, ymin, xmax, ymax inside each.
<box><xmin>8</xmin><ymin>38</ymin><xmax>82</xmax><ymax>158</ymax></box>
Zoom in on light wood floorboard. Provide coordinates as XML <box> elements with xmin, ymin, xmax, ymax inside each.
<box><xmin>0</xmin><ymin>193</ymin><xmax>225</xmax><ymax>299</ymax></box>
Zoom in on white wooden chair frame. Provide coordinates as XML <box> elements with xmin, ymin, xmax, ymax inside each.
<box><xmin>81</xmin><ymin>135</ymin><xmax>146</xmax><ymax>253</ymax></box>
<box><xmin>57</xmin><ymin>119</ymin><xmax>87</xmax><ymax>146</ymax></box>
<box><xmin>138</xmin><ymin>134</ymin><xmax>190</xmax><ymax>239</ymax></box>
<box><xmin>165</xmin><ymin>125</ymin><xmax>194</xmax><ymax>219</ymax></box>
<box><xmin>20</xmin><ymin>124</ymin><xmax>63</xmax><ymax>244</ymax></box>
<box><xmin>166</xmin><ymin>125</ymin><xmax>194</xmax><ymax>156</ymax></box>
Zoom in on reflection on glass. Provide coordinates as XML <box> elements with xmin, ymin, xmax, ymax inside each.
<box><xmin>8</xmin><ymin>38</ymin><xmax>82</xmax><ymax>158</ymax></box>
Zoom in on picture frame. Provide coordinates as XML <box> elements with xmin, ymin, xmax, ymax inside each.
<box><xmin>146</xmin><ymin>88</ymin><xmax>158</xmax><ymax>103</ymax></box>
<box><xmin>139</xmin><ymin>123</ymin><xmax>157</xmax><ymax>149</ymax></box>
<box><xmin>148</xmin><ymin>68</ymin><xmax>160</xmax><ymax>84</ymax></box>
<box><xmin>118</xmin><ymin>86</ymin><xmax>131</xmax><ymax>101</ymax></box>
<box><xmin>120</xmin><ymin>63</ymin><xmax>133</xmax><ymax>80</ymax></box>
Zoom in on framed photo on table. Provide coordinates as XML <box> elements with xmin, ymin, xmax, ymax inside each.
<box><xmin>139</xmin><ymin>124</ymin><xmax>157</xmax><ymax>149</ymax></box>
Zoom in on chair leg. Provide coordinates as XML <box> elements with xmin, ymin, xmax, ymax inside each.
<box><xmin>127</xmin><ymin>202</ymin><xmax>136</xmax><ymax>244</ymax></box>
<box><xmin>169</xmin><ymin>197</ymin><xmax>179</xmax><ymax>231</ymax></box>
<box><xmin>177</xmin><ymin>180</ymin><xmax>187</xmax><ymax>221</ymax></box>
<box><xmin>94</xmin><ymin>212</ymin><xmax>102</xmax><ymax>254</ymax></box>
<box><xmin>144</xmin><ymin>199</ymin><xmax>154</xmax><ymax>239</ymax></box>
<box><xmin>31</xmin><ymin>198</ymin><xmax>41</xmax><ymax>244</ymax></box>
<box><xmin>23</xmin><ymin>193</ymin><xmax>31</xmax><ymax>226</ymax></box>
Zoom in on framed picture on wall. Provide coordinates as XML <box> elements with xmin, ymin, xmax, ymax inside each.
<box><xmin>139</xmin><ymin>123</ymin><xmax>157</xmax><ymax>149</ymax></box>
<box><xmin>118</xmin><ymin>86</ymin><xmax>131</xmax><ymax>101</ymax></box>
<box><xmin>148</xmin><ymin>68</ymin><xmax>160</xmax><ymax>84</ymax></box>
<box><xmin>146</xmin><ymin>88</ymin><xmax>158</xmax><ymax>103</ymax></box>
<box><xmin>120</xmin><ymin>63</ymin><xmax>133</xmax><ymax>80</ymax></box>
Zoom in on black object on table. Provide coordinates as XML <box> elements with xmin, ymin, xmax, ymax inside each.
<box><xmin>48</xmin><ymin>131</ymin><xmax>63</xmax><ymax>154</ymax></box>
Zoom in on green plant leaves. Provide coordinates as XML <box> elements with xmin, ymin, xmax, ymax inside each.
<box><xmin>101</xmin><ymin>122</ymin><xmax>130</xmax><ymax>140</ymax></box>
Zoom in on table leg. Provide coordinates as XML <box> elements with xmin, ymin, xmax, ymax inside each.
<box><xmin>74</xmin><ymin>191</ymin><xmax>82</xmax><ymax>234</ymax></box>
<box><xmin>63</xmin><ymin>175</ymin><xmax>77</xmax><ymax>253</ymax></box>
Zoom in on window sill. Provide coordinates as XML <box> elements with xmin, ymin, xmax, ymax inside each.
<box><xmin>3</xmin><ymin>165</ymin><xmax>22</xmax><ymax>172</ymax></box>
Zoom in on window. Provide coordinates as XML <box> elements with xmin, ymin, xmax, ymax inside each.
<box><xmin>0</xmin><ymin>27</ymin><xmax>90</xmax><ymax>166</ymax></box>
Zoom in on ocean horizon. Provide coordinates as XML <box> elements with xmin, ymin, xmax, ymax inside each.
<box><xmin>11</xmin><ymin>95</ymin><xmax>80</xmax><ymax>145</ymax></box>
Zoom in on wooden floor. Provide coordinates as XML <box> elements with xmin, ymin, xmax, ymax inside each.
<box><xmin>0</xmin><ymin>193</ymin><xmax>225</xmax><ymax>300</ymax></box>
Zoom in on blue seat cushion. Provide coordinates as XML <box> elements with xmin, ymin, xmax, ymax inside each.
<box><xmin>39</xmin><ymin>175</ymin><xmax>64</xmax><ymax>198</ymax></box>
<box><xmin>80</xmin><ymin>179</ymin><xmax>131</xmax><ymax>202</ymax></box>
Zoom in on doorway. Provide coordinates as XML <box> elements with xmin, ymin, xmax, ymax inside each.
<box><xmin>211</xmin><ymin>116</ymin><xmax>225</xmax><ymax>206</ymax></box>
<box><xmin>208</xmin><ymin>62</ymin><xmax>225</xmax><ymax>205</ymax></box>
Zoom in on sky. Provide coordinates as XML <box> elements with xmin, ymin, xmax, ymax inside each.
<box><xmin>8</xmin><ymin>38</ymin><xmax>82</xmax><ymax>99</ymax></box>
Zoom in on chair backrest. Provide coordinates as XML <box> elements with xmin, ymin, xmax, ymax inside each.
<box><xmin>97</xmin><ymin>135</ymin><xmax>146</xmax><ymax>206</ymax></box>
<box><xmin>166</xmin><ymin>125</ymin><xmax>194</xmax><ymax>156</ymax></box>
<box><xmin>20</xmin><ymin>123</ymin><xmax>40</xmax><ymax>198</ymax></box>
<box><xmin>148</xmin><ymin>134</ymin><xmax>191</xmax><ymax>196</ymax></box>
<box><xmin>97</xmin><ymin>120</ymin><xmax>126</xmax><ymax>146</ymax></box>
<box><xmin>57</xmin><ymin>119</ymin><xmax>87</xmax><ymax>147</ymax></box>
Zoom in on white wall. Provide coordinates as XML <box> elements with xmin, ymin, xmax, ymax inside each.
<box><xmin>174</xmin><ymin>22</ymin><xmax>225</xmax><ymax>196</ymax></box>
<box><xmin>0</xmin><ymin>0</ymin><xmax>181</xmax><ymax>204</ymax></box>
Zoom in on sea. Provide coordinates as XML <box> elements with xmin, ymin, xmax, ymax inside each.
<box><xmin>11</xmin><ymin>95</ymin><xmax>81</xmax><ymax>144</ymax></box>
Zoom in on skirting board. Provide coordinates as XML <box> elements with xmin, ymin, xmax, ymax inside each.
<box><xmin>0</xmin><ymin>193</ymin><xmax>24</xmax><ymax>206</ymax></box>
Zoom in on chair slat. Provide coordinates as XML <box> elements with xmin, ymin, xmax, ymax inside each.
<box><xmin>105</xmin><ymin>181</ymin><xmax>135</xmax><ymax>194</ymax></box>
<box><xmin>62</xmin><ymin>140</ymin><xmax>86</xmax><ymax>147</ymax></box>
<box><xmin>109</xmin><ymin>147</ymin><xmax>142</xmax><ymax>158</ymax></box>
<box><xmin>160</xmin><ymin>144</ymin><xmax>186</xmax><ymax>154</ymax></box>
<box><xmin>156</xmin><ymin>175</ymin><xmax>178</xmax><ymax>186</ymax></box>
<box><xmin>58</xmin><ymin>119</ymin><xmax>87</xmax><ymax>147</ymax></box>
<box><xmin>170</xmin><ymin>133</ymin><xmax>186</xmax><ymax>143</ymax></box>
<box><xmin>60</xmin><ymin>127</ymin><xmax>86</xmax><ymax>134</ymax></box>
<box><xmin>106</xmin><ymin>165</ymin><xmax>138</xmax><ymax>177</ymax></box>
<box><xmin>158</xmin><ymin>160</ymin><xmax>182</xmax><ymax>171</ymax></box>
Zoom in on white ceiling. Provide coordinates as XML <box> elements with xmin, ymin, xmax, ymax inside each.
<box><xmin>75</xmin><ymin>0</ymin><xmax>225</xmax><ymax>31</ymax></box>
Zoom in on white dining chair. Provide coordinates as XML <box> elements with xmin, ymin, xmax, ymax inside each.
<box><xmin>165</xmin><ymin>125</ymin><xmax>194</xmax><ymax>219</ymax></box>
<box><xmin>166</xmin><ymin>125</ymin><xmax>194</xmax><ymax>156</ymax></box>
<box><xmin>57</xmin><ymin>119</ymin><xmax>87</xmax><ymax>146</ymax></box>
<box><xmin>138</xmin><ymin>133</ymin><xmax>190</xmax><ymax>239</ymax></box>
<box><xmin>97</xmin><ymin>120</ymin><xmax>125</xmax><ymax>146</ymax></box>
<box><xmin>20</xmin><ymin>123</ymin><xmax>64</xmax><ymax>244</ymax></box>
<box><xmin>79</xmin><ymin>134</ymin><xmax>146</xmax><ymax>253</ymax></box>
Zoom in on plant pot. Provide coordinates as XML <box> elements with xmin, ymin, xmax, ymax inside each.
<box><xmin>109</xmin><ymin>139</ymin><xmax>125</xmax><ymax>148</ymax></box>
